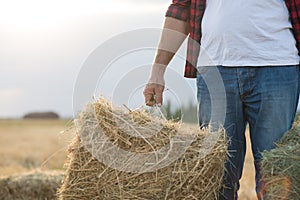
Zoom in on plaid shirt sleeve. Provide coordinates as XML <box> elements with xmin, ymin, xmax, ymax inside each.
<box><xmin>285</xmin><ymin>0</ymin><xmax>300</xmax><ymax>56</ymax></box>
<box><xmin>165</xmin><ymin>0</ymin><xmax>206</xmax><ymax>78</ymax></box>
<box><xmin>165</xmin><ymin>0</ymin><xmax>191</xmax><ymax>22</ymax></box>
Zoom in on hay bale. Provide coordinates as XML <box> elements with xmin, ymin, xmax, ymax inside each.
<box><xmin>58</xmin><ymin>98</ymin><xmax>227</xmax><ymax>200</ymax></box>
<box><xmin>0</xmin><ymin>171</ymin><xmax>64</xmax><ymax>200</ymax></box>
<box><xmin>261</xmin><ymin>119</ymin><xmax>300</xmax><ymax>199</ymax></box>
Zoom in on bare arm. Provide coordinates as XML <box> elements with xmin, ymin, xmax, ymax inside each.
<box><xmin>144</xmin><ymin>17</ymin><xmax>189</xmax><ymax>106</ymax></box>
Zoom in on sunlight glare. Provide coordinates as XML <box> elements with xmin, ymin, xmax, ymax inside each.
<box><xmin>0</xmin><ymin>0</ymin><xmax>162</xmax><ymax>32</ymax></box>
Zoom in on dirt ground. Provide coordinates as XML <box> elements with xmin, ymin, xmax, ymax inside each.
<box><xmin>0</xmin><ymin>119</ymin><xmax>257</xmax><ymax>199</ymax></box>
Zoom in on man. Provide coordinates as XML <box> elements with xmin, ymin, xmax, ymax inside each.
<box><xmin>143</xmin><ymin>0</ymin><xmax>300</xmax><ymax>199</ymax></box>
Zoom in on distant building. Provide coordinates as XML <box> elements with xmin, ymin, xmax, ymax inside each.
<box><xmin>23</xmin><ymin>112</ymin><xmax>60</xmax><ymax>119</ymax></box>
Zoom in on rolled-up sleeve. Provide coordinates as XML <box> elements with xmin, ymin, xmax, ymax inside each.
<box><xmin>165</xmin><ymin>0</ymin><xmax>191</xmax><ymax>22</ymax></box>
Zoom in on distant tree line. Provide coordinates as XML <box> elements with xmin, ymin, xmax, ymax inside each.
<box><xmin>23</xmin><ymin>112</ymin><xmax>59</xmax><ymax>119</ymax></box>
<box><xmin>163</xmin><ymin>100</ymin><xmax>198</xmax><ymax>124</ymax></box>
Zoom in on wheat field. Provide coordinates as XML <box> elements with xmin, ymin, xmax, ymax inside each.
<box><xmin>0</xmin><ymin>119</ymin><xmax>257</xmax><ymax>199</ymax></box>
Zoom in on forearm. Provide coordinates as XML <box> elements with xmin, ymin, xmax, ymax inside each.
<box><xmin>149</xmin><ymin>17</ymin><xmax>190</xmax><ymax>83</ymax></box>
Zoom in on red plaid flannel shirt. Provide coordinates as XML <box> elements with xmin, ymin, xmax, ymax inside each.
<box><xmin>166</xmin><ymin>0</ymin><xmax>300</xmax><ymax>78</ymax></box>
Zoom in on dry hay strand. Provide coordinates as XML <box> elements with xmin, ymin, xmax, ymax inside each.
<box><xmin>261</xmin><ymin>119</ymin><xmax>300</xmax><ymax>200</ymax></box>
<box><xmin>58</xmin><ymin>98</ymin><xmax>227</xmax><ymax>200</ymax></box>
<box><xmin>0</xmin><ymin>170</ymin><xmax>64</xmax><ymax>200</ymax></box>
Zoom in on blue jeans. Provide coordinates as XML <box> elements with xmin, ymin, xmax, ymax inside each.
<box><xmin>196</xmin><ymin>65</ymin><xmax>299</xmax><ymax>200</ymax></box>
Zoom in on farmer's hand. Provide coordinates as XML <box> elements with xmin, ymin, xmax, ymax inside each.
<box><xmin>144</xmin><ymin>63</ymin><xmax>166</xmax><ymax>107</ymax></box>
<box><xmin>143</xmin><ymin>76</ymin><xmax>165</xmax><ymax>107</ymax></box>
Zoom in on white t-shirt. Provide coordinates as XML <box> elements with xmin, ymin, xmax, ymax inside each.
<box><xmin>198</xmin><ymin>0</ymin><xmax>300</xmax><ymax>66</ymax></box>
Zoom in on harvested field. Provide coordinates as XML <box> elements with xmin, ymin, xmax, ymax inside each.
<box><xmin>0</xmin><ymin>118</ymin><xmax>258</xmax><ymax>199</ymax></box>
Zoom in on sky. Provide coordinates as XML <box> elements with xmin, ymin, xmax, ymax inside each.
<box><xmin>0</xmin><ymin>0</ymin><xmax>198</xmax><ymax>118</ymax></box>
